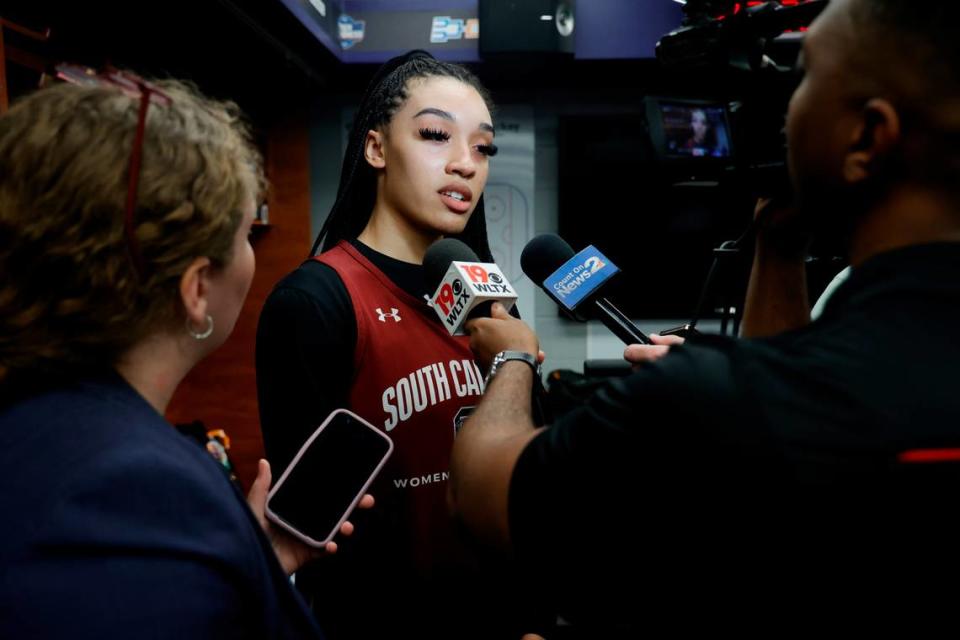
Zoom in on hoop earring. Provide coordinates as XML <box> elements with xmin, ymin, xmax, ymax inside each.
<box><xmin>187</xmin><ymin>314</ymin><xmax>214</xmax><ymax>340</ymax></box>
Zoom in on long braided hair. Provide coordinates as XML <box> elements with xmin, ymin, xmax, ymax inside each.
<box><xmin>310</xmin><ymin>50</ymin><xmax>495</xmax><ymax>261</ymax></box>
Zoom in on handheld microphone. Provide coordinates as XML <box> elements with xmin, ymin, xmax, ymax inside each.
<box><xmin>520</xmin><ymin>234</ymin><xmax>651</xmax><ymax>345</ymax></box>
<box><xmin>423</xmin><ymin>238</ymin><xmax>518</xmax><ymax>335</ymax></box>
<box><xmin>428</xmin><ymin>239</ymin><xmax>549</xmax><ymax>425</ymax></box>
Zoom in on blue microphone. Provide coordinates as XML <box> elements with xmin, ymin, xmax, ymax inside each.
<box><xmin>521</xmin><ymin>234</ymin><xmax>651</xmax><ymax>345</ymax></box>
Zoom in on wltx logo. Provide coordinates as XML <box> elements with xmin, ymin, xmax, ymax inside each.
<box><xmin>376</xmin><ymin>307</ymin><xmax>402</xmax><ymax>323</ymax></box>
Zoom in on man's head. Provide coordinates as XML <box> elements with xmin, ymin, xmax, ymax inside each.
<box><xmin>787</xmin><ymin>0</ymin><xmax>960</xmax><ymax>230</ymax></box>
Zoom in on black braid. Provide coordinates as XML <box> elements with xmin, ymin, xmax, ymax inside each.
<box><xmin>310</xmin><ymin>50</ymin><xmax>495</xmax><ymax>262</ymax></box>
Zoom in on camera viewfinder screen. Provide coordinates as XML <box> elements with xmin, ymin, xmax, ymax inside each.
<box><xmin>660</xmin><ymin>103</ymin><xmax>732</xmax><ymax>159</ymax></box>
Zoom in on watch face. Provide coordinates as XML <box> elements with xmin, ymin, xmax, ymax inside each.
<box><xmin>484</xmin><ymin>352</ymin><xmax>506</xmax><ymax>382</ymax></box>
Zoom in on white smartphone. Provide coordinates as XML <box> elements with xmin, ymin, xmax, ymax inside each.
<box><xmin>265</xmin><ymin>409</ymin><xmax>393</xmax><ymax>547</ymax></box>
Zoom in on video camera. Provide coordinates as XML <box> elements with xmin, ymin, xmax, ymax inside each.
<box><xmin>646</xmin><ymin>1</ymin><xmax>827</xmax><ymax>194</ymax></box>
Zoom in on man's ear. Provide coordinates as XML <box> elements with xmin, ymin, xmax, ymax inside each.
<box><xmin>844</xmin><ymin>97</ymin><xmax>901</xmax><ymax>184</ymax></box>
<box><xmin>364</xmin><ymin>129</ymin><xmax>386</xmax><ymax>169</ymax></box>
<box><xmin>179</xmin><ymin>256</ymin><xmax>213</xmax><ymax>328</ymax></box>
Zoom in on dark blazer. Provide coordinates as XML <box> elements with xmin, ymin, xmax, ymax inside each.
<box><xmin>0</xmin><ymin>371</ymin><xmax>323</xmax><ymax>639</ymax></box>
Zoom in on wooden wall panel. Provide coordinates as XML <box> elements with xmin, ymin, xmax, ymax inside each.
<box><xmin>166</xmin><ymin>111</ymin><xmax>312</xmax><ymax>490</ymax></box>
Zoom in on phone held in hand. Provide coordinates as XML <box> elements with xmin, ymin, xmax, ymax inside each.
<box><xmin>266</xmin><ymin>409</ymin><xmax>393</xmax><ymax>547</ymax></box>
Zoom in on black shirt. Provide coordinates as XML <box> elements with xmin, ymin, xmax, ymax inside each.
<box><xmin>509</xmin><ymin>242</ymin><xmax>960</xmax><ymax>628</ymax></box>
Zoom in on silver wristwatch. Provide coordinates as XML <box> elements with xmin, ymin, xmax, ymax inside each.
<box><xmin>485</xmin><ymin>350</ymin><xmax>541</xmax><ymax>385</ymax></box>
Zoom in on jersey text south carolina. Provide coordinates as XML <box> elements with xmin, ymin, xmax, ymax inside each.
<box><xmin>381</xmin><ymin>359</ymin><xmax>485</xmax><ymax>431</ymax></box>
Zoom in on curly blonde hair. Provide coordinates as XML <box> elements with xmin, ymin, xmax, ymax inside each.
<box><xmin>0</xmin><ymin>77</ymin><xmax>263</xmax><ymax>384</ymax></box>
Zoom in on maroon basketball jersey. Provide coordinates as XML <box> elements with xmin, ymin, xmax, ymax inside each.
<box><xmin>315</xmin><ymin>241</ymin><xmax>484</xmax><ymax>572</ymax></box>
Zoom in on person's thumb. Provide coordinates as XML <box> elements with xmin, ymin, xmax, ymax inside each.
<box><xmin>247</xmin><ymin>459</ymin><xmax>272</xmax><ymax>524</ymax></box>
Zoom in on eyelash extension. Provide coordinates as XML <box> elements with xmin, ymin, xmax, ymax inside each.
<box><xmin>419</xmin><ymin>127</ymin><xmax>497</xmax><ymax>157</ymax></box>
<box><xmin>419</xmin><ymin>127</ymin><xmax>450</xmax><ymax>142</ymax></box>
<box><xmin>476</xmin><ymin>144</ymin><xmax>499</xmax><ymax>157</ymax></box>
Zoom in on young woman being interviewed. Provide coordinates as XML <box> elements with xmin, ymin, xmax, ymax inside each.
<box><xmin>257</xmin><ymin>51</ymin><xmax>544</xmax><ymax>639</ymax></box>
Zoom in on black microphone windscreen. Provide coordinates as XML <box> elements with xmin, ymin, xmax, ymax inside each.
<box><xmin>423</xmin><ymin>238</ymin><xmax>480</xmax><ymax>291</ymax></box>
<box><xmin>520</xmin><ymin>234</ymin><xmax>576</xmax><ymax>285</ymax></box>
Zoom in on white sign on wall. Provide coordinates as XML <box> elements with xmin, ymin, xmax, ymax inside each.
<box><xmin>483</xmin><ymin>106</ymin><xmax>536</xmax><ymax>325</ymax></box>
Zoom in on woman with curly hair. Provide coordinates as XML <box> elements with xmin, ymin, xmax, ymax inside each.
<box><xmin>0</xmin><ymin>72</ymin><xmax>366</xmax><ymax>638</ymax></box>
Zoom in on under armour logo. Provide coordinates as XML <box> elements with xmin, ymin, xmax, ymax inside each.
<box><xmin>376</xmin><ymin>308</ymin><xmax>401</xmax><ymax>323</ymax></box>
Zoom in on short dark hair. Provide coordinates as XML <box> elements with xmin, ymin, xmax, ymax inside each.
<box><xmin>310</xmin><ymin>50</ymin><xmax>495</xmax><ymax>260</ymax></box>
<box><xmin>853</xmin><ymin>1</ymin><xmax>959</xmax><ymax>93</ymax></box>
<box><xmin>850</xmin><ymin>0</ymin><xmax>960</xmax><ymax>192</ymax></box>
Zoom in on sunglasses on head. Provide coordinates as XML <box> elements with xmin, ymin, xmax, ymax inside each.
<box><xmin>55</xmin><ymin>64</ymin><xmax>172</xmax><ymax>277</ymax></box>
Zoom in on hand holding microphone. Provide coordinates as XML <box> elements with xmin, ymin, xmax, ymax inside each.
<box><xmin>623</xmin><ymin>333</ymin><xmax>685</xmax><ymax>369</ymax></box>
<box><xmin>423</xmin><ymin>238</ymin><xmax>518</xmax><ymax>336</ymax></box>
<box><xmin>424</xmin><ymin>239</ymin><xmax>538</xmax><ymax>371</ymax></box>
<box><xmin>464</xmin><ymin>302</ymin><xmax>539</xmax><ymax>372</ymax></box>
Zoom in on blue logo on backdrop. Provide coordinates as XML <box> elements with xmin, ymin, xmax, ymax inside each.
<box><xmin>431</xmin><ymin>16</ymin><xmax>465</xmax><ymax>43</ymax></box>
<box><xmin>542</xmin><ymin>246</ymin><xmax>619</xmax><ymax>310</ymax></box>
<box><xmin>339</xmin><ymin>15</ymin><xmax>366</xmax><ymax>49</ymax></box>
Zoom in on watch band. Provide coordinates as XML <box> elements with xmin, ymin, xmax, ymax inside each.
<box><xmin>485</xmin><ymin>350</ymin><xmax>540</xmax><ymax>385</ymax></box>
